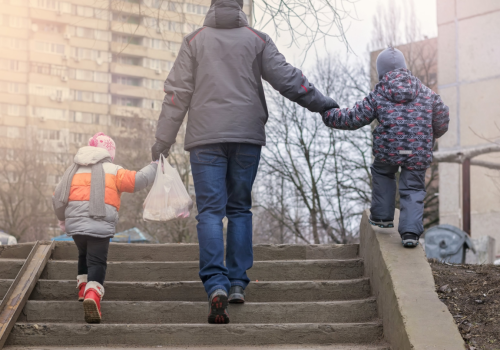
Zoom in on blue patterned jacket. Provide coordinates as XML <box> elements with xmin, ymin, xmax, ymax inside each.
<box><xmin>322</xmin><ymin>68</ymin><xmax>449</xmax><ymax>170</ymax></box>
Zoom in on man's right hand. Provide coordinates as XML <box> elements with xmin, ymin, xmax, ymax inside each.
<box><xmin>151</xmin><ymin>140</ymin><xmax>170</xmax><ymax>161</ymax></box>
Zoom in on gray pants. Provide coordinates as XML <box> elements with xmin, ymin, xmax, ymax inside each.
<box><xmin>370</xmin><ymin>160</ymin><xmax>427</xmax><ymax>236</ymax></box>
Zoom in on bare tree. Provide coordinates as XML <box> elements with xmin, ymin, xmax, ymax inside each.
<box><xmin>0</xmin><ymin>142</ymin><xmax>68</xmax><ymax>242</ymax></box>
<box><xmin>253</xmin><ymin>56</ymin><xmax>372</xmax><ymax>244</ymax></box>
<box><xmin>253</xmin><ymin>0</ymin><xmax>356</xmax><ymax>56</ymax></box>
<box><xmin>369</xmin><ymin>0</ymin><xmax>437</xmax><ymax>91</ymax></box>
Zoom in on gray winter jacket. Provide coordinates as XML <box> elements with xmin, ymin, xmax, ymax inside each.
<box><xmin>52</xmin><ymin>147</ymin><xmax>157</xmax><ymax>238</ymax></box>
<box><xmin>155</xmin><ymin>0</ymin><xmax>335</xmax><ymax>151</ymax></box>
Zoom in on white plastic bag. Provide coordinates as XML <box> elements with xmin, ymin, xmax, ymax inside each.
<box><xmin>143</xmin><ymin>155</ymin><xmax>193</xmax><ymax>222</ymax></box>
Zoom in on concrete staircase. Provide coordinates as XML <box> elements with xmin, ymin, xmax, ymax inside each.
<box><xmin>0</xmin><ymin>242</ymin><xmax>389</xmax><ymax>349</ymax></box>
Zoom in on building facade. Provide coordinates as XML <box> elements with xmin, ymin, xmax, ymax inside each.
<box><xmin>0</xmin><ymin>0</ymin><xmax>252</xmax><ymax>240</ymax></box>
<box><xmin>436</xmin><ymin>0</ymin><xmax>500</xmax><ymax>254</ymax></box>
<box><xmin>0</xmin><ymin>0</ymin><xmax>252</xmax><ymax>169</ymax></box>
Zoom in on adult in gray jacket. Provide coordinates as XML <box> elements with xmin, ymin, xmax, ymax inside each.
<box><xmin>151</xmin><ymin>0</ymin><xmax>338</xmax><ymax>324</ymax></box>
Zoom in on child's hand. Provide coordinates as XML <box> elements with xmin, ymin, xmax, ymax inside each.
<box><xmin>58</xmin><ymin>220</ymin><xmax>66</xmax><ymax>233</ymax></box>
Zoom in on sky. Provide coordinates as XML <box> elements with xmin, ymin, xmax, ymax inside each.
<box><xmin>266</xmin><ymin>0</ymin><xmax>438</xmax><ymax>67</ymax></box>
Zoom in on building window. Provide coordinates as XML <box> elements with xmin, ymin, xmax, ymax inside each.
<box><xmin>71</xmin><ymin>47</ymin><xmax>109</xmax><ymax>62</ymax></box>
<box><xmin>0</xmin><ymin>37</ymin><xmax>28</xmax><ymax>50</ymax></box>
<box><xmin>112</xmin><ymin>33</ymin><xmax>142</xmax><ymax>46</ymax></box>
<box><xmin>73</xmin><ymin>90</ymin><xmax>93</xmax><ymax>102</ymax></box>
<box><xmin>0</xmin><ymin>59</ymin><xmax>28</xmax><ymax>72</ymax></box>
<box><xmin>144</xmin><ymin>58</ymin><xmax>173</xmax><ymax>71</ymax></box>
<box><xmin>168</xmin><ymin>2</ymin><xmax>183</xmax><ymax>12</ymax></box>
<box><xmin>29</xmin><ymin>84</ymin><xmax>68</xmax><ymax>99</ymax></box>
<box><xmin>69</xmin><ymin>111</ymin><xmax>108</xmax><ymax>125</ymax></box>
<box><xmin>93</xmin><ymin>92</ymin><xmax>110</xmax><ymax>104</ymax></box>
<box><xmin>69</xmin><ymin>132</ymin><xmax>92</xmax><ymax>145</ymax></box>
<box><xmin>1</xmin><ymin>15</ymin><xmax>30</xmax><ymax>28</ymax></box>
<box><xmin>143</xmin><ymin>79</ymin><xmax>163</xmax><ymax>90</ymax></box>
<box><xmin>68</xmin><ymin>69</ymin><xmax>108</xmax><ymax>82</ymax></box>
<box><xmin>7</xmin><ymin>82</ymin><xmax>27</xmax><ymax>94</ymax></box>
<box><xmin>37</xmin><ymin>22</ymin><xmax>62</xmax><ymax>33</ymax></box>
<box><xmin>113</xmin><ymin>12</ymin><xmax>140</xmax><ymax>24</ymax></box>
<box><xmin>34</xmin><ymin>41</ymin><xmax>65</xmax><ymax>55</ymax></box>
<box><xmin>94</xmin><ymin>71</ymin><xmax>109</xmax><ymax>83</ymax></box>
<box><xmin>30</xmin><ymin>0</ymin><xmax>61</xmax><ymax>11</ymax></box>
<box><xmin>31</xmin><ymin>62</ymin><xmax>50</xmax><ymax>74</ymax></box>
<box><xmin>1</xmin><ymin>104</ymin><xmax>26</xmax><ymax>116</ymax></box>
<box><xmin>143</xmin><ymin>99</ymin><xmax>162</xmax><ymax>110</ymax></box>
<box><xmin>185</xmin><ymin>3</ymin><xmax>209</xmax><ymax>15</ymax></box>
<box><xmin>74</xmin><ymin>5</ymin><xmax>94</xmax><ymax>17</ymax></box>
<box><xmin>38</xmin><ymin>129</ymin><xmax>61</xmax><ymax>141</ymax></box>
<box><xmin>75</xmin><ymin>26</ymin><xmax>95</xmax><ymax>39</ymax></box>
<box><xmin>112</xmin><ymin>75</ymin><xmax>141</xmax><ymax>86</ymax></box>
<box><xmin>33</xmin><ymin>107</ymin><xmax>66</xmax><ymax>121</ymax></box>
<box><xmin>112</xmin><ymin>55</ymin><xmax>141</xmax><ymax>66</ymax></box>
<box><xmin>112</xmin><ymin>96</ymin><xmax>141</xmax><ymax>107</ymax></box>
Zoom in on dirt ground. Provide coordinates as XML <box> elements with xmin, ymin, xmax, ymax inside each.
<box><xmin>430</xmin><ymin>260</ymin><xmax>500</xmax><ymax>350</ymax></box>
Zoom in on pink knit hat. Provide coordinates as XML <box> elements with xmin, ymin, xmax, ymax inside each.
<box><xmin>88</xmin><ymin>132</ymin><xmax>116</xmax><ymax>160</ymax></box>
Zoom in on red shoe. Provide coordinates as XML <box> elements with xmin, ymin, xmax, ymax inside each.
<box><xmin>77</xmin><ymin>275</ymin><xmax>87</xmax><ymax>302</ymax></box>
<box><xmin>83</xmin><ymin>281</ymin><xmax>104</xmax><ymax>324</ymax></box>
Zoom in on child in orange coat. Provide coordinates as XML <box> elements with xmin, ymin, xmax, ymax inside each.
<box><xmin>53</xmin><ymin>132</ymin><xmax>157</xmax><ymax>323</ymax></box>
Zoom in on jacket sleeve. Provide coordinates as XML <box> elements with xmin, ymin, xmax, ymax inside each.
<box><xmin>261</xmin><ymin>36</ymin><xmax>330</xmax><ymax>113</ymax></box>
<box><xmin>322</xmin><ymin>93</ymin><xmax>378</xmax><ymax>130</ymax></box>
<box><xmin>116</xmin><ymin>163</ymin><xmax>158</xmax><ymax>193</ymax></box>
<box><xmin>155</xmin><ymin>37</ymin><xmax>195</xmax><ymax>147</ymax></box>
<box><xmin>431</xmin><ymin>92</ymin><xmax>450</xmax><ymax>139</ymax></box>
<box><xmin>52</xmin><ymin>195</ymin><xmax>66</xmax><ymax>221</ymax></box>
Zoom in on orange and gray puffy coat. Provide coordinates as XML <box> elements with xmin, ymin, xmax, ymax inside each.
<box><xmin>52</xmin><ymin>146</ymin><xmax>157</xmax><ymax>238</ymax></box>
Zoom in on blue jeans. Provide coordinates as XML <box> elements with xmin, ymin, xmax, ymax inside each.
<box><xmin>190</xmin><ymin>143</ymin><xmax>261</xmax><ymax>297</ymax></box>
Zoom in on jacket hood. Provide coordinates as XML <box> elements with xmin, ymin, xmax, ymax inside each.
<box><xmin>74</xmin><ymin>146</ymin><xmax>112</xmax><ymax>166</ymax></box>
<box><xmin>203</xmin><ymin>0</ymin><xmax>248</xmax><ymax>29</ymax></box>
<box><xmin>375</xmin><ymin>68</ymin><xmax>421</xmax><ymax>103</ymax></box>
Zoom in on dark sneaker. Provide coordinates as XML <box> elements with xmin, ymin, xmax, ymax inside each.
<box><xmin>208</xmin><ymin>289</ymin><xmax>230</xmax><ymax>324</ymax></box>
<box><xmin>401</xmin><ymin>233</ymin><xmax>419</xmax><ymax>248</ymax></box>
<box><xmin>228</xmin><ymin>285</ymin><xmax>245</xmax><ymax>304</ymax></box>
<box><xmin>369</xmin><ymin>217</ymin><xmax>394</xmax><ymax>228</ymax></box>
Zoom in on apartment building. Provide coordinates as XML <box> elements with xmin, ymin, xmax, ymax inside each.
<box><xmin>0</xmin><ymin>0</ymin><xmax>252</xmax><ymax>187</ymax></box>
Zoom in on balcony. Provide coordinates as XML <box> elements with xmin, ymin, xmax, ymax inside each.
<box><xmin>110</xmin><ymin>41</ymin><xmax>147</xmax><ymax>57</ymax></box>
<box><xmin>110</xmin><ymin>104</ymin><xmax>158</xmax><ymax>119</ymax></box>
<box><xmin>110</xmin><ymin>83</ymin><xmax>147</xmax><ymax>98</ymax></box>
<box><xmin>110</xmin><ymin>62</ymin><xmax>166</xmax><ymax>80</ymax></box>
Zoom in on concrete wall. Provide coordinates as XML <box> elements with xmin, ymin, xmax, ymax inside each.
<box><xmin>437</xmin><ymin>0</ymin><xmax>500</xmax><ymax>254</ymax></box>
<box><xmin>360</xmin><ymin>209</ymin><xmax>465</xmax><ymax>350</ymax></box>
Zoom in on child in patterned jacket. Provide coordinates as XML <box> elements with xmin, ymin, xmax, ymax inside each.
<box><xmin>322</xmin><ymin>47</ymin><xmax>450</xmax><ymax>247</ymax></box>
<box><xmin>52</xmin><ymin>132</ymin><xmax>157</xmax><ymax>323</ymax></box>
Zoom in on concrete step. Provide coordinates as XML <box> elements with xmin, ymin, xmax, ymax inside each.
<box><xmin>26</xmin><ymin>279</ymin><xmax>372</xmax><ymax>302</ymax></box>
<box><xmin>4</xmin><ymin>345</ymin><xmax>391</xmax><ymax>350</ymax></box>
<box><xmin>20</xmin><ymin>299</ymin><xmax>378</xmax><ymax>324</ymax></box>
<box><xmin>38</xmin><ymin>259</ymin><xmax>363</xmax><ymax>282</ymax></box>
<box><xmin>6</xmin><ymin>323</ymin><xmax>384</xmax><ymax>347</ymax></box>
<box><xmin>0</xmin><ymin>279</ymin><xmax>12</xmax><ymax>297</ymax></box>
<box><xmin>47</xmin><ymin>242</ymin><xmax>359</xmax><ymax>261</ymax></box>
<box><xmin>0</xmin><ymin>259</ymin><xmax>24</xmax><ymax>279</ymax></box>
